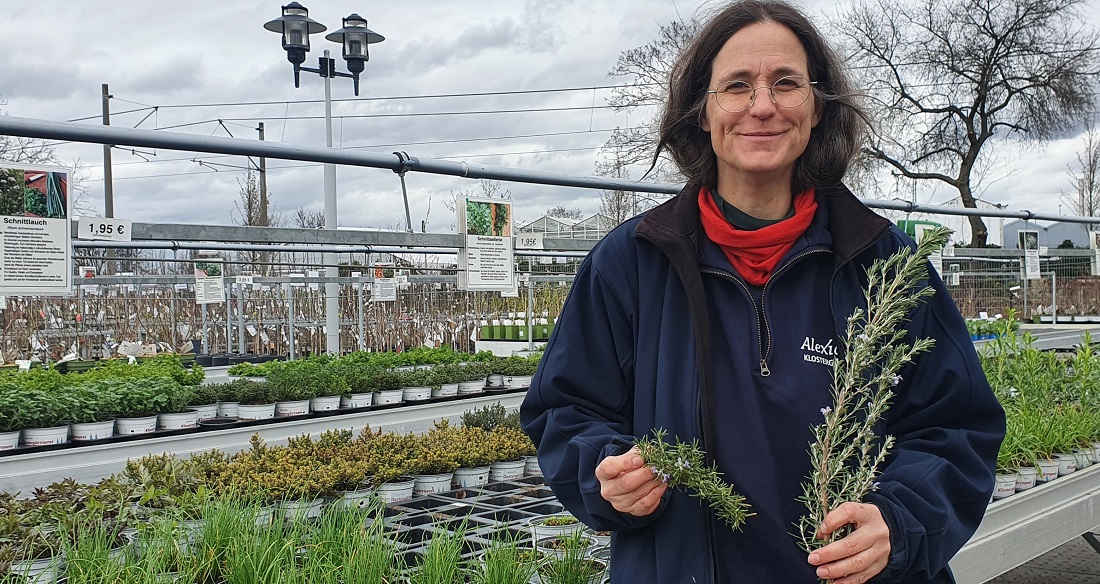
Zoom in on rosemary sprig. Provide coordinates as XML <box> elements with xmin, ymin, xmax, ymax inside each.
<box><xmin>796</xmin><ymin>228</ymin><xmax>950</xmax><ymax>555</ymax></box>
<box><xmin>635</xmin><ymin>428</ymin><xmax>753</xmax><ymax>530</ymax></box>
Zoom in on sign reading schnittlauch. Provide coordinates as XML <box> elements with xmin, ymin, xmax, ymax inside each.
<box><xmin>1018</xmin><ymin>229</ymin><xmax>1041</xmax><ymax>280</ymax></box>
<box><xmin>194</xmin><ymin>256</ymin><xmax>225</xmax><ymax>304</ymax></box>
<box><xmin>0</xmin><ymin>163</ymin><xmax>73</xmax><ymax>296</ymax></box>
<box><xmin>457</xmin><ymin>196</ymin><xmax>516</xmax><ymax>291</ymax></box>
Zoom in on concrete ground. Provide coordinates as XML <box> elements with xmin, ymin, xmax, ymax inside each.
<box><xmin>986</xmin><ymin>535</ymin><xmax>1100</xmax><ymax>583</ymax></box>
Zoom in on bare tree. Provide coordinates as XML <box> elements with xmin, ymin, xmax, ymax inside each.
<box><xmin>1</xmin><ymin>102</ymin><xmax>60</xmax><ymax>165</ymax></box>
<box><xmin>233</xmin><ymin>170</ymin><xmax>282</xmax><ymax>274</ymax></box>
<box><xmin>293</xmin><ymin>207</ymin><xmax>325</xmax><ymax>229</ymax></box>
<box><xmin>839</xmin><ymin>0</ymin><xmax>1100</xmax><ymax>246</ymax></box>
<box><xmin>545</xmin><ymin>205</ymin><xmax>583</xmax><ymax>220</ymax></box>
<box><xmin>1063</xmin><ymin>123</ymin><xmax>1100</xmax><ymax>225</ymax></box>
<box><xmin>603</xmin><ymin>19</ymin><xmax>700</xmax><ymax>182</ymax></box>
<box><xmin>596</xmin><ymin>155</ymin><xmax>637</xmax><ymax>225</ymax></box>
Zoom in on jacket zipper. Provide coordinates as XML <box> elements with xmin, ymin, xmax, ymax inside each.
<box><xmin>702</xmin><ymin>248</ymin><xmax>830</xmax><ymax>376</ymax></box>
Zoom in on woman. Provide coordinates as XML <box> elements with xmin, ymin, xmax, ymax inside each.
<box><xmin>520</xmin><ymin>1</ymin><xmax>1004</xmax><ymax>582</ymax></box>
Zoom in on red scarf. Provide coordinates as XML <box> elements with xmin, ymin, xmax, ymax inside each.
<box><xmin>698</xmin><ymin>186</ymin><xmax>818</xmax><ymax>286</ymax></box>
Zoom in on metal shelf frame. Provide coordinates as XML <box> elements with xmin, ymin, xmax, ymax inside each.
<box><xmin>0</xmin><ymin>392</ymin><xmax>524</xmax><ymax>495</ymax></box>
<box><xmin>949</xmin><ymin>463</ymin><xmax>1100</xmax><ymax>583</ymax></box>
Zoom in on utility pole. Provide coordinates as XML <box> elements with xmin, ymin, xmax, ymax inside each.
<box><xmin>258</xmin><ymin>123</ymin><xmax>268</xmax><ymax>226</ymax></box>
<box><xmin>101</xmin><ymin>83</ymin><xmax>116</xmax><ymax>274</ymax></box>
<box><xmin>258</xmin><ymin>123</ymin><xmax>270</xmax><ymax>276</ymax></box>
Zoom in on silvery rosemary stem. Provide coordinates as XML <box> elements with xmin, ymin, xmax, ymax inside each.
<box><xmin>797</xmin><ymin>228</ymin><xmax>949</xmax><ymax>557</ymax></box>
<box><xmin>635</xmin><ymin>428</ymin><xmax>753</xmax><ymax>530</ymax></box>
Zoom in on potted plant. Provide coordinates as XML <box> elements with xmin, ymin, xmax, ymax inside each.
<box><xmin>428</xmin><ymin>364</ymin><xmax>462</xmax><ymax>399</ymax></box>
<box><xmin>111</xmin><ymin>377</ymin><xmax>191</xmax><ymax>435</ymax></box>
<box><xmin>9</xmin><ymin>370</ymin><xmax>75</xmax><ymax>447</ymax></box>
<box><xmin>448</xmin><ymin>427</ymin><xmax>496</xmax><ymax>488</ymax></box>
<box><xmin>335</xmin><ymin>363</ymin><xmax>376</xmax><ymax>409</ymax></box>
<box><xmin>527</xmin><ymin>513</ymin><xmax>584</xmax><ymax>541</ymax></box>
<box><xmin>266</xmin><ymin>364</ymin><xmax>320</xmax><ymax>417</ymax></box>
<box><xmin>485</xmin><ymin>427</ymin><xmax>536</xmax><ymax>481</ymax></box>
<box><xmin>370</xmin><ymin>370</ymin><xmax>405</xmax><ymax>406</ymax></box>
<box><xmin>365</xmin><ymin>432</ymin><xmax>417</xmax><ymax>503</ymax></box>
<box><xmin>68</xmin><ymin>381</ymin><xmax>121</xmax><ymax>441</ymax></box>
<box><xmin>234</xmin><ymin>379</ymin><xmax>276</xmax><ymax>421</ymax></box>
<box><xmin>410</xmin><ymin>425</ymin><xmax>460</xmax><ymax>495</ymax></box>
<box><xmin>187</xmin><ymin>384</ymin><xmax>219</xmax><ymax>422</ymax></box>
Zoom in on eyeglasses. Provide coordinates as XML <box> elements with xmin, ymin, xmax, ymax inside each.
<box><xmin>707</xmin><ymin>75</ymin><xmax>817</xmax><ymax>113</ymax></box>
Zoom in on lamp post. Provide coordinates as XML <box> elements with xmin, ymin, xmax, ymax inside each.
<box><xmin>264</xmin><ymin>3</ymin><xmax>383</xmax><ymax>356</ymax></box>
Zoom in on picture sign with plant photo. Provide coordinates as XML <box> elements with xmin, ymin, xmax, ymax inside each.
<box><xmin>0</xmin><ymin>163</ymin><xmax>72</xmax><ymax>297</ymax></box>
<box><xmin>457</xmin><ymin>196</ymin><xmax>516</xmax><ymax>291</ymax></box>
<box><xmin>795</xmin><ymin>227</ymin><xmax>950</xmax><ymax>561</ymax></box>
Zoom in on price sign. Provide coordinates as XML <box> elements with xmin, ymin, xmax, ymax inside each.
<box><xmin>515</xmin><ymin>233</ymin><xmax>544</xmax><ymax>250</ymax></box>
<box><xmin>80</xmin><ymin>217</ymin><xmax>132</xmax><ymax>241</ymax></box>
<box><xmin>236</xmin><ymin>276</ymin><xmax>254</xmax><ymax>285</ymax></box>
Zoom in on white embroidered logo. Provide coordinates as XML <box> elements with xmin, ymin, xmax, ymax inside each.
<box><xmin>801</xmin><ymin>336</ymin><xmax>837</xmax><ymax>367</ymax></box>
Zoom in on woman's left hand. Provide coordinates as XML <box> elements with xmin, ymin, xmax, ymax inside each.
<box><xmin>806</xmin><ymin>502</ymin><xmax>891</xmax><ymax>584</ymax></box>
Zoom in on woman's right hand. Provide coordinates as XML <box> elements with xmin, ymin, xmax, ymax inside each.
<box><xmin>595</xmin><ymin>447</ymin><xmax>668</xmax><ymax>517</ymax></box>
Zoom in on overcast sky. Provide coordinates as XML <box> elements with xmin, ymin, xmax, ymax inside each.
<box><xmin>1</xmin><ymin>0</ymin><xmax>1098</xmax><ymax>241</ymax></box>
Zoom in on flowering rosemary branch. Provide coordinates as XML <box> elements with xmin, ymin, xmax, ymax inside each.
<box><xmin>796</xmin><ymin>228</ymin><xmax>950</xmax><ymax>555</ymax></box>
<box><xmin>635</xmin><ymin>428</ymin><xmax>753</xmax><ymax>530</ymax></box>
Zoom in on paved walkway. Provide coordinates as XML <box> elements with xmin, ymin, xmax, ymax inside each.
<box><xmin>987</xmin><ymin>535</ymin><xmax>1100</xmax><ymax>583</ymax></box>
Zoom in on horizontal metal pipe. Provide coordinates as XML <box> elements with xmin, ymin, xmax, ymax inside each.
<box><xmin>3</xmin><ymin>115</ymin><xmax>1096</xmax><ymax>224</ymax></box>
<box><xmin>0</xmin><ymin>116</ymin><xmax>680</xmax><ymax>195</ymax></box>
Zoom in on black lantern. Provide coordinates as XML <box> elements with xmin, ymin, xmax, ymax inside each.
<box><xmin>325</xmin><ymin>13</ymin><xmax>384</xmax><ymax>94</ymax></box>
<box><xmin>264</xmin><ymin>2</ymin><xmax>327</xmax><ymax>87</ymax></box>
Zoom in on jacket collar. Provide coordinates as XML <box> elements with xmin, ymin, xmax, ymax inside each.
<box><xmin>634</xmin><ymin>182</ymin><xmax>891</xmax><ymax>266</ymax></box>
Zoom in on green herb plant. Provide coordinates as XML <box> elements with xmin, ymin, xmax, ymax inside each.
<box><xmin>796</xmin><ymin>227</ymin><xmax>949</xmax><ymax>559</ymax></box>
<box><xmin>635</xmin><ymin>428</ymin><xmax>752</xmax><ymax>530</ymax></box>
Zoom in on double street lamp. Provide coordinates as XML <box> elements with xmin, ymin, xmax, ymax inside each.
<box><xmin>264</xmin><ymin>2</ymin><xmax>383</xmax><ymax>355</ymax></box>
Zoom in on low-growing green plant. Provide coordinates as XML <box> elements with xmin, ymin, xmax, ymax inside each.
<box><xmin>233</xmin><ymin>379</ymin><xmax>274</xmax><ymax>405</ymax></box>
<box><xmin>472</xmin><ymin>529</ymin><xmax>541</xmax><ymax>584</ymax></box>
<box><xmin>462</xmin><ymin>402</ymin><xmax>514</xmax><ymax>432</ymax></box>
<box><xmin>408</xmin><ymin>522</ymin><xmax>470</xmax><ymax>584</ymax></box>
<box><xmin>112</xmin><ymin>378</ymin><xmax>192</xmax><ymax>419</ymax></box>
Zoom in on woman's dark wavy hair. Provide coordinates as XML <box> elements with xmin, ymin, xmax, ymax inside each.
<box><xmin>654</xmin><ymin>0</ymin><xmax>867</xmax><ymax>194</ymax></box>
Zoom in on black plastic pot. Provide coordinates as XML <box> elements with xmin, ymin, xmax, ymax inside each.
<box><xmin>210</xmin><ymin>354</ymin><xmax>230</xmax><ymax>367</ymax></box>
<box><xmin>195</xmin><ymin>354</ymin><xmax>213</xmax><ymax>367</ymax></box>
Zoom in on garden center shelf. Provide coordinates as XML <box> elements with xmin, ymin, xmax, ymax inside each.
<box><xmin>974</xmin><ymin>325</ymin><xmax>1100</xmax><ymax>351</ymax></box>
<box><xmin>0</xmin><ymin>391</ymin><xmax>525</xmax><ymax>495</ymax></box>
<box><xmin>949</xmin><ymin>462</ymin><xmax>1100</xmax><ymax>583</ymax></box>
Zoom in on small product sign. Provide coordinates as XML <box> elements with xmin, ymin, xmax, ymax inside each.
<box><xmin>194</xmin><ymin>256</ymin><xmax>225</xmax><ymax>305</ymax></box>
<box><xmin>1018</xmin><ymin>230</ymin><xmax>1041</xmax><ymax>280</ymax></box>
<box><xmin>372</xmin><ymin>263</ymin><xmax>397</xmax><ymax>302</ymax></box>
<box><xmin>79</xmin><ymin>216</ymin><xmax>132</xmax><ymax>242</ymax></box>
<box><xmin>457</xmin><ymin>196</ymin><xmax>516</xmax><ymax>291</ymax></box>
<box><xmin>0</xmin><ymin>163</ymin><xmax>73</xmax><ymax>296</ymax></box>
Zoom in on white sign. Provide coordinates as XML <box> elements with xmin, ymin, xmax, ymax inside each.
<box><xmin>515</xmin><ymin>233</ymin><xmax>544</xmax><ymax>250</ymax></box>
<box><xmin>1018</xmin><ymin>230</ymin><xmax>1041</xmax><ymax>280</ymax></box>
<box><xmin>79</xmin><ymin>216</ymin><xmax>132</xmax><ymax>242</ymax></box>
<box><xmin>1091</xmin><ymin>231</ymin><xmax>1100</xmax><ymax>276</ymax></box>
<box><xmin>308</xmin><ymin>270</ymin><xmax>320</xmax><ymax>291</ymax></box>
<box><xmin>0</xmin><ymin>163</ymin><xmax>73</xmax><ymax>296</ymax></box>
<box><xmin>928</xmin><ymin>252</ymin><xmax>943</xmax><ymax>278</ymax></box>
<box><xmin>236</xmin><ymin>275</ymin><xmax>254</xmax><ymax>285</ymax></box>
<box><xmin>79</xmin><ymin>265</ymin><xmax>98</xmax><ymax>293</ymax></box>
<box><xmin>458</xmin><ymin>196</ymin><xmax>516</xmax><ymax>291</ymax></box>
<box><xmin>194</xmin><ymin>256</ymin><xmax>225</xmax><ymax>304</ymax></box>
<box><xmin>371</xmin><ymin>264</ymin><xmax>397</xmax><ymax>302</ymax></box>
